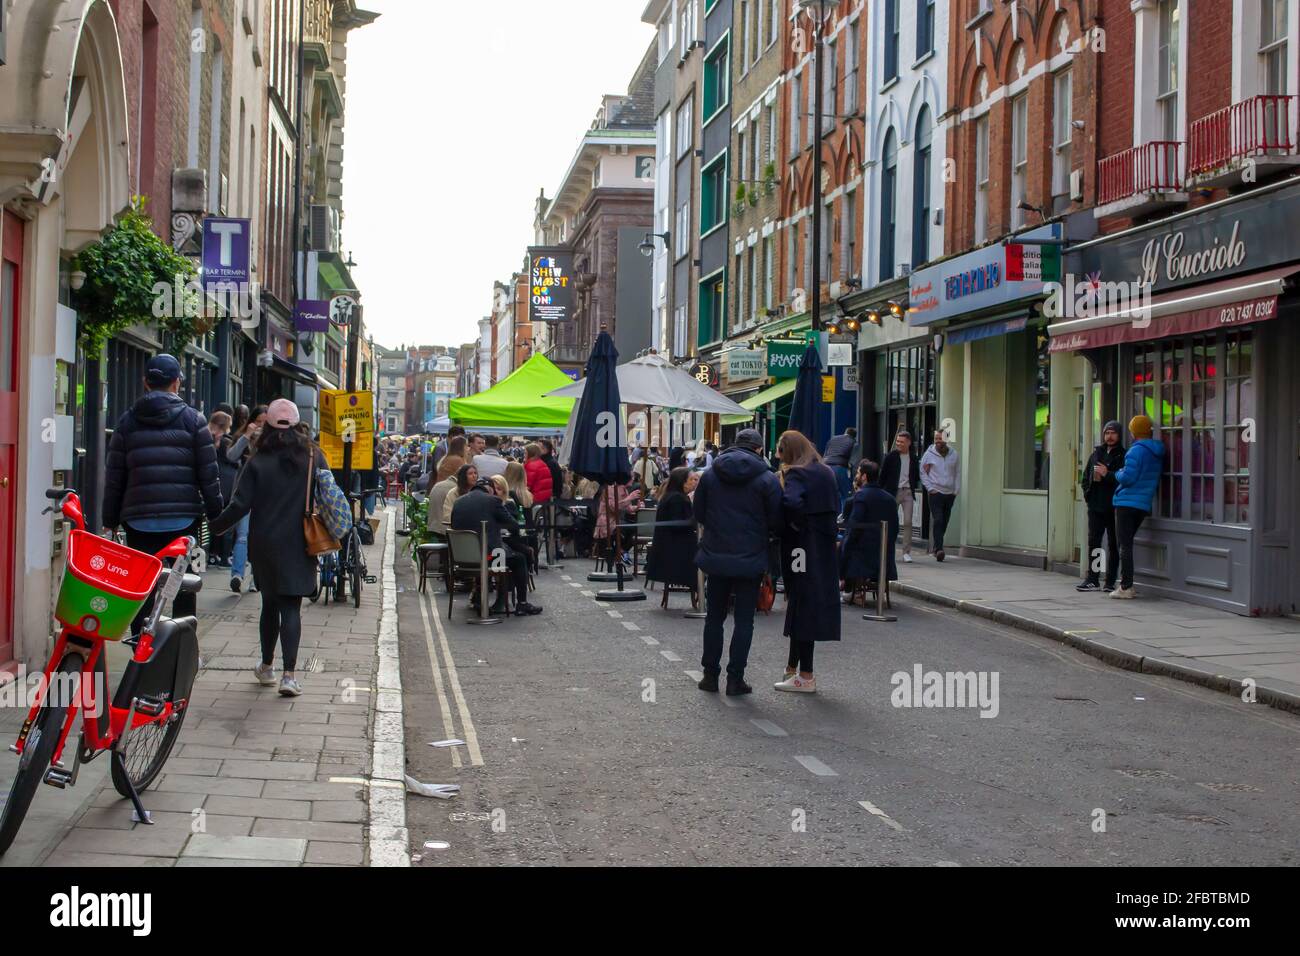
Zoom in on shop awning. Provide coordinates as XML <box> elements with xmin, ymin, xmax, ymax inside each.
<box><xmin>946</xmin><ymin>313</ymin><xmax>1028</xmax><ymax>345</ymax></box>
<box><xmin>720</xmin><ymin>378</ymin><xmax>797</xmax><ymax>425</ymax></box>
<box><xmin>271</xmin><ymin>355</ymin><xmax>318</xmax><ymax>387</ymax></box>
<box><xmin>1047</xmin><ymin>264</ymin><xmax>1298</xmax><ymax>352</ymax></box>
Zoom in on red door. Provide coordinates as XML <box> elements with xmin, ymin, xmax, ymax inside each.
<box><xmin>0</xmin><ymin>211</ymin><xmax>23</xmax><ymax>670</ymax></box>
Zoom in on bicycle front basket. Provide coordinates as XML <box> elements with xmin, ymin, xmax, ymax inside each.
<box><xmin>55</xmin><ymin>531</ymin><xmax>162</xmax><ymax>641</ymax></box>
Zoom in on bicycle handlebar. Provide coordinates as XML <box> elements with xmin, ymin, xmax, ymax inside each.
<box><xmin>45</xmin><ymin>487</ymin><xmax>73</xmax><ymax>500</ymax></box>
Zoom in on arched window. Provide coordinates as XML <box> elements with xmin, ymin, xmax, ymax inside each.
<box><xmin>912</xmin><ymin>107</ymin><xmax>932</xmax><ymax>267</ymax></box>
<box><xmin>879</xmin><ymin>128</ymin><xmax>898</xmax><ymax>282</ymax></box>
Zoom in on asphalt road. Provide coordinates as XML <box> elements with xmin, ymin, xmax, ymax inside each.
<box><xmin>397</xmin><ymin>559</ymin><xmax>1300</xmax><ymax>866</ymax></box>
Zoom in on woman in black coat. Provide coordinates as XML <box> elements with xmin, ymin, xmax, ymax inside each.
<box><xmin>839</xmin><ymin>459</ymin><xmax>900</xmax><ymax>594</ymax></box>
<box><xmin>775</xmin><ymin>430</ymin><xmax>842</xmax><ymax>694</ymax></box>
<box><xmin>210</xmin><ymin>399</ymin><xmax>326</xmax><ymax>698</ymax></box>
<box><xmin>644</xmin><ymin>466</ymin><xmax>699</xmax><ymax>605</ymax></box>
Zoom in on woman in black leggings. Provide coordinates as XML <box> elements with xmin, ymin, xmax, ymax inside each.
<box><xmin>211</xmin><ymin>399</ymin><xmax>326</xmax><ymax>697</ymax></box>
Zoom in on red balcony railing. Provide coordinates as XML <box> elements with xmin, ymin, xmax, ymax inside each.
<box><xmin>1098</xmin><ymin>141</ymin><xmax>1183</xmax><ymax>206</ymax></box>
<box><xmin>1188</xmin><ymin>94</ymin><xmax>1296</xmax><ymax>175</ymax></box>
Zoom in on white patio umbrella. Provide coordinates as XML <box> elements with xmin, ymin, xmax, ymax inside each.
<box><xmin>547</xmin><ymin>353</ymin><xmax>749</xmax><ymax>467</ymax></box>
<box><xmin>545</xmin><ymin>352</ymin><xmax>748</xmax><ymax>414</ymax></box>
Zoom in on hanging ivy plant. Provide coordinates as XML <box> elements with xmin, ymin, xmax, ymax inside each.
<box><xmin>72</xmin><ymin>198</ymin><xmax>203</xmax><ymax>359</ymax></box>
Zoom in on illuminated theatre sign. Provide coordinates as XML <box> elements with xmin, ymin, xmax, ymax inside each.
<box><xmin>528</xmin><ymin>248</ymin><xmax>574</xmax><ymax>323</ymax></box>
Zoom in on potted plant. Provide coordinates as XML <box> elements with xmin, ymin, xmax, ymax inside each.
<box><xmin>734</xmin><ymin>183</ymin><xmax>748</xmax><ymax>216</ymax></box>
<box><xmin>403</xmin><ymin>492</ymin><xmax>430</xmax><ymax>558</ymax></box>
<box><xmin>72</xmin><ymin>198</ymin><xmax>203</xmax><ymax>358</ymax></box>
<box><xmin>763</xmin><ymin>161</ymin><xmax>777</xmax><ymax>197</ymax></box>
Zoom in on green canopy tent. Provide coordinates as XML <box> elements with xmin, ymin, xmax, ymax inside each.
<box><xmin>448</xmin><ymin>351</ymin><xmax>576</xmax><ymax>431</ymax></box>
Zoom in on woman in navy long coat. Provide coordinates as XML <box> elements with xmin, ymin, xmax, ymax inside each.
<box><xmin>775</xmin><ymin>430</ymin><xmax>841</xmax><ymax>694</ymax></box>
<box><xmin>839</xmin><ymin>459</ymin><xmax>899</xmax><ymax>594</ymax></box>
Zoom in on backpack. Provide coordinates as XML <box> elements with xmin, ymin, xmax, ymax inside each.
<box><xmin>314</xmin><ymin>468</ymin><xmax>352</xmax><ymax>540</ymax></box>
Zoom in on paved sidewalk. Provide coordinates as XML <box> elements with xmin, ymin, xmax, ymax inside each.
<box><xmin>892</xmin><ymin>554</ymin><xmax>1300</xmax><ymax>713</ymax></box>
<box><xmin>34</xmin><ymin>513</ymin><xmax>392</xmax><ymax>867</ymax></box>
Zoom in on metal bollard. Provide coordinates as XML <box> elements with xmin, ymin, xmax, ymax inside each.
<box><xmin>684</xmin><ymin>524</ymin><xmax>707</xmax><ymax>619</ymax></box>
<box><xmin>548</xmin><ymin>499</ymin><xmax>564</xmax><ymax>569</ymax></box>
<box><xmin>467</xmin><ymin>518</ymin><xmax>503</xmax><ymax>626</ymax></box>
<box><xmin>862</xmin><ymin>519</ymin><xmax>898</xmax><ymax>622</ymax></box>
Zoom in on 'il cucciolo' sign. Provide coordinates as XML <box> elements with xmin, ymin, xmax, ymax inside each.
<box><xmin>1069</xmin><ymin>180</ymin><xmax>1300</xmax><ymax>295</ymax></box>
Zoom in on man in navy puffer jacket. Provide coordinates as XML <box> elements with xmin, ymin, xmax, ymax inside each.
<box><xmin>692</xmin><ymin>428</ymin><xmax>783</xmax><ymax>695</ymax></box>
<box><xmin>1110</xmin><ymin>414</ymin><xmax>1164</xmax><ymax>600</ymax></box>
<box><xmin>102</xmin><ymin>354</ymin><xmax>223</xmax><ymax>618</ymax></box>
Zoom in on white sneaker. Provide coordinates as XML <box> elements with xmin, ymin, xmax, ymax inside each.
<box><xmin>774</xmin><ymin>674</ymin><xmax>817</xmax><ymax>693</ymax></box>
<box><xmin>902</xmin><ymin>553</ymin><xmax>913</xmax><ymax>563</ymax></box>
<box><xmin>253</xmin><ymin>663</ymin><xmax>276</xmax><ymax>686</ymax></box>
<box><xmin>278</xmin><ymin>674</ymin><xmax>303</xmax><ymax>697</ymax></box>
<box><xmin>1109</xmin><ymin>586</ymin><xmax>1136</xmax><ymax>600</ymax></box>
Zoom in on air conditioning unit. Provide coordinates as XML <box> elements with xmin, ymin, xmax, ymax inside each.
<box><xmin>1070</xmin><ymin>168</ymin><xmax>1084</xmax><ymax>201</ymax></box>
<box><xmin>308</xmin><ymin>204</ymin><xmax>340</xmax><ymax>253</ymax></box>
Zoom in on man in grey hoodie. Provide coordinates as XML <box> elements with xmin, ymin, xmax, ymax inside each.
<box><xmin>920</xmin><ymin>428</ymin><xmax>960</xmax><ymax>561</ymax></box>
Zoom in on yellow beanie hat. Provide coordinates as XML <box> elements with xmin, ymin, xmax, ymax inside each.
<box><xmin>1129</xmin><ymin>414</ymin><xmax>1154</xmax><ymax>439</ymax></box>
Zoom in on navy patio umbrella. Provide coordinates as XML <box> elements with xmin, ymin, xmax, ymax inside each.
<box><xmin>567</xmin><ymin>330</ymin><xmax>630</xmax><ymax>485</ymax></box>
<box><xmin>787</xmin><ymin>343</ymin><xmax>824</xmax><ymax>450</ymax></box>
<box><xmin>566</xmin><ymin>330</ymin><xmax>642</xmax><ymax>600</ymax></box>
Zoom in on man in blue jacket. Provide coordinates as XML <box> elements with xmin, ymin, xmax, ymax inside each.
<box><xmin>692</xmin><ymin>428</ymin><xmax>783</xmax><ymax>695</ymax></box>
<box><xmin>1110</xmin><ymin>415</ymin><xmax>1164</xmax><ymax>599</ymax></box>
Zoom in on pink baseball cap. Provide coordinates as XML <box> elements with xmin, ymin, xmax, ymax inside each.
<box><xmin>266</xmin><ymin>398</ymin><xmax>301</xmax><ymax>429</ymax></box>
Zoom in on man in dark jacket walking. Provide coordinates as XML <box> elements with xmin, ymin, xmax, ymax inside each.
<box><xmin>1077</xmin><ymin>420</ymin><xmax>1125</xmax><ymax>592</ymax></box>
<box><xmin>102</xmin><ymin>354</ymin><xmax>222</xmax><ymax>620</ymax></box>
<box><xmin>823</xmin><ymin>427</ymin><xmax>857</xmax><ymax>505</ymax></box>
<box><xmin>692</xmin><ymin>428</ymin><xmax>783</xmax><ymax>695</ymax></box>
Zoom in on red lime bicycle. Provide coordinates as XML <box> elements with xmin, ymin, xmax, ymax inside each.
<box><xmin>0</xmin><ymin>489</ymin><xmax>201</xmax><ymax>856</ymax></box>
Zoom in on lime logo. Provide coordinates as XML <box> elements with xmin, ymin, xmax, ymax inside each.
<box><xmin>89</xmin><ymin>555</ymin><xmax>106</xmax><ymax>571</ymax></box>
<box><xmin>90</xmin><ymin>596</ymin><xmax>109</xmax><ymax>612</ymax></box>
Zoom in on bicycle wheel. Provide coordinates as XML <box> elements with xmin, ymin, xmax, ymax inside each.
<box><xmin>351</xmin><ymin>564</ymin><xmax>363</xmax><ymax>608</ymax></box>
<box><xmin>333</xmin><ymin>541</ymin><xmax>348</xmax><ymax>603</ymax></box>
<box><xmin>111</xmin><ymin>702</ymin><xmax>188</xmax><ymax>796</ymax></box>
<box><xmin>0</xmin><ymin>652</ymin><xmax>82</xmax><ymax>857</ymax></box>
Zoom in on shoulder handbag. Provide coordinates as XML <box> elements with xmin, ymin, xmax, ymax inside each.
<box><xmin>756</xmin><ymin>573</ymin><xmax>776</xmax><ymax>614</ymax></box>
<box><xmin>303</xmin><ymin>459</ymin><xmax>341</xmax><ymax>556</ymax></box>
<box><xmin>314</xmin><ymin>466</ymin><xmax>353</xmax><ymax>540</ymax></box>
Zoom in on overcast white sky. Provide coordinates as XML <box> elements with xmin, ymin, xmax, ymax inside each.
<box><xmin>341</xmin><ymin>0</ymin><xmax>655</xmax><ymax>352</ymax></box>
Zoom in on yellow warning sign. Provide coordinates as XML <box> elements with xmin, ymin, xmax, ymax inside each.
<box><xmin>320</xmin><ymin>390</ymin><xmax>374</xmax><ymax>438</ymax></box>
<box><xmin>319</xmin><ymin>430</ymin><xmax>374</xmax><ymax>470</ymax></box>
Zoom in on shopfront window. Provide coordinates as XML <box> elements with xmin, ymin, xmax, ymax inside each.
<box><xmin>1223</xmin><ymin>332</ymin><xmax>1253</xmax><ymax>523</ymax></box>
<box><xmin>1127</xmin><ymin>330</ymin><xmax>1252</xmax><ymax>524</ymax></box>
<box><xmin>1005</xmin><ymin>329</ymin><xmax>1051</xmax><ymax>490</ymax></box>
<box><xmin>884</xmin><ymin>342</ymin><xmax>937</xmax><ymax>454</ymax></box>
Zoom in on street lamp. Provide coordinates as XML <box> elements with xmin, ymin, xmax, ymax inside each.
<box><xmin>800</xmin><ymin>0</ymin><xmax>836</xmax><ymax>332</ymax></box>
<box><xmin>639</xmin><ymin>231</ymin><xmax>671</xmax><ymax>258</ymax></box>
